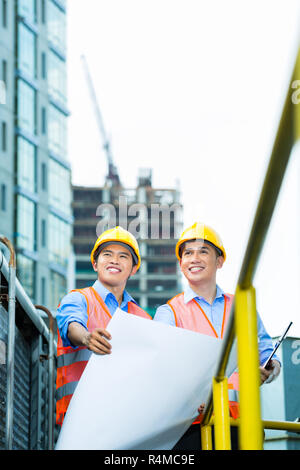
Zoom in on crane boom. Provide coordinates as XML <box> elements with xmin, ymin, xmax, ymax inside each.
<box><xmin>81</xmin><ymin>54</ymin><xmax>120</xmax><ymax>186</ymax></box>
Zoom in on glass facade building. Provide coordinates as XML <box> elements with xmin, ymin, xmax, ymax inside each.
<box><xmin>0</xmin><ymin>0</ymin><xmax>73</xmax><ymax>311</ymax></box>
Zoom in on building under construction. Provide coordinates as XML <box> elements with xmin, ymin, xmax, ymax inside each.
<box><xmin>72</xmin><ymin>168</ymin><xmax>183</xmax><ymax>317</ymax></box>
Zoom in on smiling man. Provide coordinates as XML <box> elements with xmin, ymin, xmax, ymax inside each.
<box><xmin>55</xmin><ymin>226</ymin><xmax>151</xmax><ymax>426</ymax></box>
<box><xmin>154</xmin><ymin>222</ymin><xmax>281</xmax><ymax>450</ymax></box>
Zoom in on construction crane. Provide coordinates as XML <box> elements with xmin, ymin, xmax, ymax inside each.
<box><xmin>81</xmin><ymin>54</ymin><xmax>121</xmax><ymax>187</ymax></box>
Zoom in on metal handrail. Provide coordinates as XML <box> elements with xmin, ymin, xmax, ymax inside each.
<box><xmin>0</xmin><ymin>237</ymin><xmax>16</xmax><ymax>450</ymax></box>
<box><xmin>229</xmin><ymin>418</ymin><xmax>300</xmax><ymax>433</ymax></box>
<box><xmin>201</xmin><ymin>45</ymin><xmax>300</xmax><ymax>449</ymax></box>
<box><xmin>206</xmin><ymin>416</ymin><xmax>300</xmax><ymax>433</ymax></box>
<box><xmin>35</xmin><ymin>305</ymin><xmax>55</xmax><ymax>450</ymax></box>
<box><xmin>0</xmin><ymin>243</ymin><xmax>57</xmax><ymax>449</ymax></box>
<box><xmin>0</xmin><ymin>249</ymin><xmax>54</xmax><ymax>344</ymax></box>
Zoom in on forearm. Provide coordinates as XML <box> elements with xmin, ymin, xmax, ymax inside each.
<box><xmin>56</xmin><ymin>291</ymin><xmax>88</xmax><ymax>347</ymax></box>
<box><xmin>67</xmin><ymin>322</ymin><xmax>90</xmax><ymax>348</ymax></box>
<box><xmin>68</xmin><ymin>322</ymin><xmax>112</xmax><ymax>355</ymax></box>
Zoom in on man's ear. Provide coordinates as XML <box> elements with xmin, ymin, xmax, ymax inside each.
<box><xmin>129</xmin><ymin>264</ymin><xmax>138</xmax><ymax>277</ymax></box>
<box><xmin>92</xmin><ymin>259</ymin><xmax>98</xmax><ymax>272</ymax></box>
<box><xmin>216</xmin><ymin>255</ymin><xmax>225</xmax><ymax>270</ymax></box>
<box><xmin>179</xmin><ymin>258</ymin><xmax>183</xmax><ymax>272</ymax></box>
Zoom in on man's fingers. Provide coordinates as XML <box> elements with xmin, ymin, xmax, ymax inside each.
<box><xmin>92</xmin><ymin>337</ymin><xmax>111</xmax><ymax>353</ymax></box>
<box><xmin>95</xmin><ymin>328</ymin><xmax>112</xmax><ymax>340</ymax></box>
<box><xmin>259</xmin><ymin>366</ymin><xmax>272</xmax><ymax>384</ymax></box>
<box><xmin>90</xmin><ymin>329</ymin><xmax>112</xmax><ymax>354</ymax></box>
<box><xmin>198</xmin><ymin>403</ymin><xmax>205</xmax><ymax>414</ymax></box>
<box><xmin>93</xmin><ymin>342</ymin><xmax>112</xmax><ymax>355</ymax></box>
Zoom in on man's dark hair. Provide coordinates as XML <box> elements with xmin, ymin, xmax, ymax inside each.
<box><xmin>93</xmin><ymin>242</ymin><xmax>138</xmax><ymax>266</ymax></box>
<box><xmin>179</xmin><ymin>239</ymin><xmax>222</xmax><ymax>258</ymax></box>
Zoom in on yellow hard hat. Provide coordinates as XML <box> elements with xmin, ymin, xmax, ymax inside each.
<box><xmin>90</xmin><ymin>226</ymin><xmax>141</xmax><ymax>270</ymax></box>
<box><xmin>175</xmin><ymin>222</ymin><xmax>226</xmax><ymax>261</ymax></box>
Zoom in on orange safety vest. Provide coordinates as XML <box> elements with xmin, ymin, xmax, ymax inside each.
<box><xmin>56</xmin><ymin>286</ymin><xmax>152</xmax><ymax>426</ymax></box>
<box><xmin>167</xmin><ymin>292</ymin><xmax>239</xmax><ymax>423</ymax></box>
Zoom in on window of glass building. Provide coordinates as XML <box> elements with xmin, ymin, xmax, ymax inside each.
<box><xmin>17</xmin><ymin>22</ymin><xmax>36</xmax><ymax>80</ymax></box>
<box><xmin>1</xmin><ymin>121</ymin><xmax>6</xmax><ymax>151</ymax></box>
<box><xmin>2</xmin><ymin>59</ymin><xmax>7</xmax><ymax>86</ymax></box>
<box><xmin>48</xmin><ymin>213</ymin><xmax>71</xmax><ymax>269</ymax></box>
<box><xmin>41</xmin><ymin>161</ymin><xmax>47</xmax><ymax>190</ymax></box>
<box><xmin>17</xmin><ymin>136</ymin><xmax>36</xmax><ymax>193</ymax></box>
<box><xmin>41</xmin><ymin>0</ymin><xmax>46</xmax><ymax>24</ymax></box>
<box><xmin>48</xmin><ymin>1</ymin><xmax>66</xmax><ymax>52</ymax></box>
<box><xmin>1</xmin><ymin>184</ymin><xmax>6</xmax><ymax>211</ymax></box>
<box><xmin>48</xmin><ymin>50</ymin><xmax>66</xmax><ymax>105</ymax></box>
<box><xmin>48</xmin><ymin>105</ymin><xmax>66</xmax><ymax>157</ymax></box>
<box><xmin>17</xmin><ymin>79</ymin><xmax>36</xmax><ymax>135</ymax></box>
<box><xmin>0</xmin><ymin>78</ymin><xmax>6</xmax><ymax>105</ymax></box>
<box><xmin>16</xmin><ymin>253</ymin><xmax>35</xmax><ymax>301</ymax></box>
<box><xmin>41</xmin><ymin>51</ymin><xmax>47</xmax><ymax>79</ymax></box>
<box><xmin>49</xmin><ymin>158</ymin><xmax>71</xmax><ymax>215</ymax></box>
<box><xmin>2</xmin><ymin>0</ymin><xmax>7</xmax><ymax>28</ymax></box>
<box><xmin>41</xmin><ymin>106</ymin><xmax>47</xmax><ymax>134</ymax></box>
<box><xmin>49</xmin><ymin>270</ymin><xmax>66</xmax><ymax>310</ymax></box>
<box><xmin>18</xmin><ymin>0</ymin><xmax>37</xmax><ymax>24</ymax></box>
<box><xmin>41</xmin><ymin>218</ymin><xmax>46</xmax><ymax>247</ymax></box>
<box><xmin>16</xmin><ymin>194</ymin><xmax>36</xmax><ymax>252</ymax></box>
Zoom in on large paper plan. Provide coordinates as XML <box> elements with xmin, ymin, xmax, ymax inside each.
<box><xmin>56</xmin><ymin>309</ymin><xmax>236</xmax><ymax>450</ymax></box>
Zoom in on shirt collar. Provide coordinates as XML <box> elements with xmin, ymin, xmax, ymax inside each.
<box><xmin>92</xmin><ymin>279</ymin><xmax>136</xmax><ymax>306</ymax></box>
<box><xmin>183</xmin><ymin>283</ymin><xmax>230</xmax><ymax>304</ymax></box>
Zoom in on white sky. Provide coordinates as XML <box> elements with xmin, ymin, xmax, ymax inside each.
<box><xmin>67</xmin><ymin>0</ymin><xmax>300</xmax><ymax>337</ymax></box>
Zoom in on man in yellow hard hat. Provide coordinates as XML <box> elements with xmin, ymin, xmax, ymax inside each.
<box><xmin>55</xmin><ymin>226</ymin><xmax>151</xmax><ymax>426</ymax></box>
<box><xmin>154</xmin><ymin>222</ymin><xmax>281</xmax><ymax>450</ymax></box>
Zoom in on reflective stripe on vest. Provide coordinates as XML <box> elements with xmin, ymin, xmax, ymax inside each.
<box><xmin>228</xmin><ymin>389</ymin><xmax>239</xmax><ymax>402</ymax></box>
<box><xmin>56</xmin><ymin>287</ymin><xmax>151</xmax><ymax>425</ymax></box>
<box><xmin>167</xmin><ymin>292</ymin><xmax>240</xmax><ymax>420</ymax></box>
<box><xmin>56</xmin><ymin>348</ymin><xmax>92</xmax><ymax>368</ymax></box>
<box><xmin>228</xmin><ymin>370</ymin><xmax>239</xmax><ymax>404</ymax></box>
<box><xmin>56</xmin><ymin>381</ymin><xmax>78</xmax><ymax>401</ymax></box>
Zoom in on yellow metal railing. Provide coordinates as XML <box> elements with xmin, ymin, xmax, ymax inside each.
<box><xmin>201</xmin><ymin>45</ymin><xmax>300</xmax><ymax>450</ymax></box>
